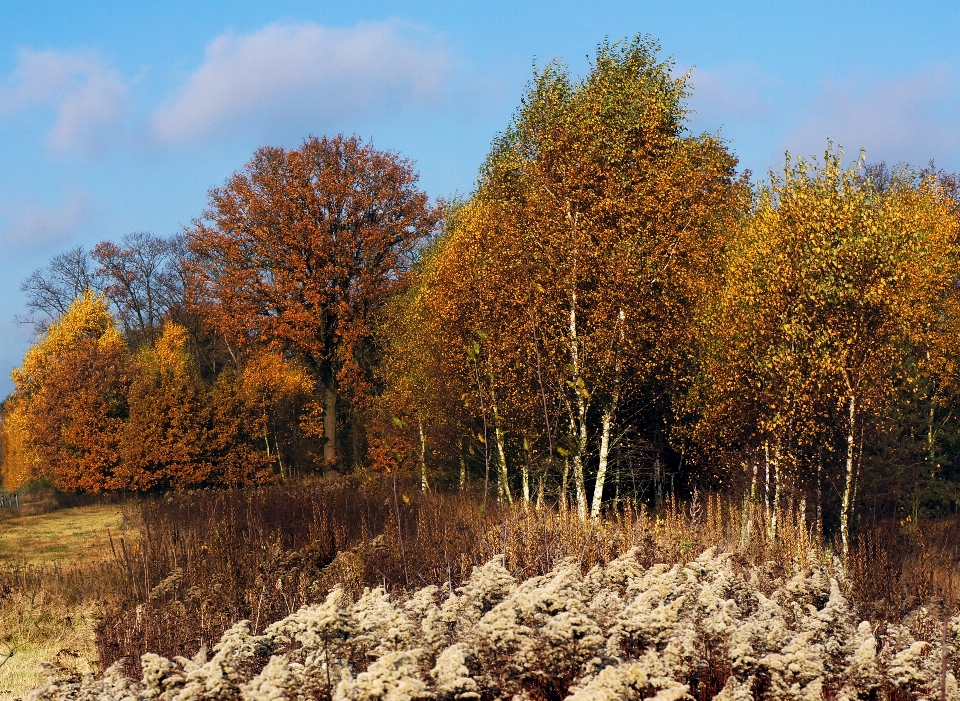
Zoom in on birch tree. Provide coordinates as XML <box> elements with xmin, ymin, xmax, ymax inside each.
<box><xmin>689</xmin><ymin>149</ymin><xmax>960</xmax><ymax>553</ymax></box>
<box><xmin>402</xmin><ymin>36</ymin><xmax>744</xmax><ymax>516</ymax></box>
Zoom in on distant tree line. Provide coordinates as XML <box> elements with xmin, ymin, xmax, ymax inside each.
<box><xmin>2</xmin><ymin>36</ymin><xmax>959</xmax><ymax>548</ymax></box>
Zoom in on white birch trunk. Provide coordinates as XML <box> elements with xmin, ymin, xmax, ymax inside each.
<box><xmin>590</xmin><ymin>309</ymin><xmax>624</xmax><ymax>520</ymax></box>
<box><xmin>521</xmin><ymin>461</ymin><xmax>530</xmax><ymax>505</ymax></box>
<box><xmin>488</xmin><ymin>379</ymin><xmax>512</xmax><ymax>505</ymax></box>
<box><xmin>591</xmin><ymin>409</ymin><xmax>614</xmax><ymax>519</ymax></box>
<box><xmin>560</xmin><ymin>457</ymin><xmax>570</xmax><ymax>514</ymax></box>
<box><xmin>764</xmin><ymin>441</ymin><xmax>770</xmax><ymax>530</ymax></box>
<box><xmin>418</xmin><ymin>417</ymin><xmax>429</xmax><ymax>493</ymax></box>
<box><xmin>567</xmin><ymin>289</ymin><xmax>589</xmax><ymax>521</ymax></box>
<box><xmin>816</xmin><ymin>462</ymin><xmax>823</xmax><ymax>536</ymax></box>
<box><xmin>494</xmin><ymin>422</ymin><xmax>511</xmax><ymax>505</ymax></box>
<box><xmin>275</xmin><ymin>435</ymin><xmax>285</xmax><ymax>480</ymax></box>
<box><xmin>841</xmin><ymin>394</ymin><xmax>857</xmax><ymax>558</ymax></box>
<box><xmin>573</xmin><ymin>453</ymin><xmax>587</xmax><ymax>520</ymax></box>
<box><xmin>771</xmin><ymin>447</ymin><xmax>780</xmax><ymax>541</ymax></box>
<box><xmin>741</xmin><ymin>458</ymin><xmax>758</xmax><ymax>547</ymax></box>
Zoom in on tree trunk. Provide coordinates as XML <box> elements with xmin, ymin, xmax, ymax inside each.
<box><xmin>418</xmin><ymin>417</ymin><xmax>429</xmax><ymax>493</ymax></box>
<box><xmin>573</xmin><ymin>452</ymin><xmax>587</xmax><ymax>520</ymax></box>
<box><xmin>560</xmin><ymin>457</ymin><xmax>570</xmax><ymax>514</ymax></box>
<box><xmin>816</xmin><ymin>461</ymin><xmax>823</xmax><ymax>536</ymax></box>
<box><xmin>323</xmin><ymin>386</ymin><xmax>337</xmax><ymax>463</ymax></box>
<box><xmin>841</xmin><ymin>394</ymin><xmax>857</xmax><ymax>558</ymax></box>
<box><xmin>764</xmin><ymin>441</ymin><xmax>771</xmax><ymax>531</ymax></box>
<box><xmin>568</xmin><ymin>290</ymin><xmax>589</xmax><ymax>521</ymax></box>
<box><xmin>590</xmin><ymin>309</ymin><xmax>624</xmax><ymax>520</ymax></box>
<box><xmin>491</xmin><ymin>403</ymin><xmax>511</xmax><ymax>505</ymax></box>
<box><xmin>458</xmin><ymin>440</ymin><xmax>466</xmax><ymax>492</ymax></box>
<box><xmin>741</xmin><ymin>458</ymin><xmax>758</xmax><ymax>547</ymax></box>
<box><xmin>494</xmin><ymin>424</ymin><xmax>510</xmax><ymax>504</ymax></box>
<box><xmin>591</xmin><ymin>408</ymin><xmax>614</xmax><ymax>519</ymax></box>
<box><xmin>272</xmin><ymin>433</ymin><xmax>286</xmax><ymax>480</ymax></box>
<box><xmin>521</xmin><ymin>458</ymin><xmax>530</xmax><ymax>505</ymax></box>
<box><xmin>771</xmin><ymin>447</ymin><xmax>780</xmax><ymax>541</ymax></box>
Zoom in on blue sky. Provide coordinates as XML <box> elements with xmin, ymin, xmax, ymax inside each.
<box><xmin>1</xmin><ymin>0</ymin><xmax>959</xmax><ymax>397</ymax></box>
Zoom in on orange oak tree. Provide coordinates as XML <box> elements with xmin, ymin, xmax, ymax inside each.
<box><xmin>186</xmin><ymin>135</ymin><xmax>441</xmax><ymax>467</ymax></box>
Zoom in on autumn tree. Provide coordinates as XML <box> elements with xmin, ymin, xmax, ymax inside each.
<box><xmin>120</xmin><ymin>322</ymin><xmax>214</xmax><ymax>489</ymax></box>
<box><xmin>689</xmin><ymin>149</ymin><xmax>960</xmax><ymax>552</ymax></box>
<box><xmin>20</xmin><ymin>234</ymin><xmax>187</xmax><ymax>347</ymax></box>
<box><xmin>186</xmin><ymin>135</ymin><xmax>440</xmax><ymax>467</ymax></box>
<box><xmin>93</xmin><ymin>231</ymin><xmax>179</xmax><ymax>344</ymax></box>
<box><xmin>17</xmin><ymin>246</ymin><xmax>104</xmax><ymax>333</ymax></box>
<box><xmin>373</xmin><ymin>242</ymin><xmax>464</xmax><ymax>491</ymax></box>
<box><xmin>240</xmin><ymin>350</ymin><xmax>315</xmax><ymax>479</ymax></box>
<box><xmin>395</xmin><ymin>37</ymin><xmax>745</xmax><ymax>516</ymax></box>
<box><xmin>7</xmin><ymin>292</ymin><xmax>130</xmax><ymax>492</ymax></box>
<box><xmin>120</xmin><ymin>322</ymin><xmax>283</xmax><ymax>489</ymax></box>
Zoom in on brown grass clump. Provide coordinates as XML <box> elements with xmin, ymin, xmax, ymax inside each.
<box><xmin>0</xmin><ymin>588</ymin><xmax>98</xmax><ymax>700</ymax></box>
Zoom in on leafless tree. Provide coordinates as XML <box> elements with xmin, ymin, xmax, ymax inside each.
<box><xmin>17</xmin><ymin>246</ymin><xmax>104</xmax><ymax>333</ymax></box>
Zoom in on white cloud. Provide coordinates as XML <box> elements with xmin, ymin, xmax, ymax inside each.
<box><xmin>153</xmin><ymin>20</ymin><xmax>452</xmax><ymax>144</ymax></box>
<box><xmin>783</xmin><ymin>64</ymin><xmax>960</xmax><ymax>167</ymax></box>
<box><xmin>1</xmin><ymin>192</ymin><xmax>92</xmax><ymax>250</ymax></box>
<box><xmin>0</xmin><ymin>49</ymin><xmax>128</xmax><ymax>155</ymax></box>
<box><xmin>687</xmin><ymin>62</ymin><xmax>777</xmax><ymax>123</ymax></box>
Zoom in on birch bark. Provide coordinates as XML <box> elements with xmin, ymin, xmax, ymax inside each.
<box><xmin>841</xmin><ymin>394</ymin><xmax>857</xmax><ymax>558</ymax></box>
<box><xmin>418</xmin><ymin>417</ymin><xmax>429</xmax><ymax>493</ymax></box>
<box><xmin>567</xmin><ymin>289</ymin><xmax>589</xmax><ymax>520</ymax></box>
<box><xmin>590</xmin><ymin>309</ymin><xmax>625</xmax><ymax>519</ymax></box>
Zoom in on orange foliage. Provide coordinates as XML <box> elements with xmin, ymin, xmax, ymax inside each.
<box><xmin>186</xmin><ymin>135</ymin><xmax>441</xmax><ymax>467</ymax></box>
<box><xmin>121</xmin><ymin>323</ymin><xmax>278</xmax><ymax>489</ymax></box>
<box><xmin>7</xmin><ymin>292</ymin><xmax>129</xmax><ymax>492</ymax></box>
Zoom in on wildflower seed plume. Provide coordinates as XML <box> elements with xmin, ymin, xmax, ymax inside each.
<box><xmin>28</xmin><ymin>549</ymin><xmax>960</xmax><ymax>700</ymax></box>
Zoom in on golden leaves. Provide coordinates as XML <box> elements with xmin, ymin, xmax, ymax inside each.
<box><xmin>12</xmin><ymin>290</ymin><xmax>121</xmax><ymax>395</ymax></box>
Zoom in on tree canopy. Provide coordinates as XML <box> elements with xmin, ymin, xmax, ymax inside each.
<box><xmin>3</xmin><ymin>35</ymin><xmax>960</xmax><ymax>544</ymax></box>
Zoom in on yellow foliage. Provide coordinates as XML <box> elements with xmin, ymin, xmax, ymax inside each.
<box><xmin>0</xmin><ymin>398</ymin><xmax>38</xmax><ymax>491</ymax></box>
<box><xmin>11</xmin><ymin>291</ymin><xmax>124</xmax><ymax>396</ymax></box>
<box><xmin>5</xmin><ymin>291</ymin><xmax>127</xmax><ymax>491</ymax></box>
<box><xmin>242</xmin><ymin>351</ymin><xmax>314</xmax><ymax>403</ymax></box>
<box><xmin>153</xmin><ymin>322</ymin><xmax>192</xmax><ymax>376</ymax></box>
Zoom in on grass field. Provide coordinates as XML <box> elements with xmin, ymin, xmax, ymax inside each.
<box><xmin>0</xmin><ymin>504</ymin><xmax>125</xmax><ymax>564</ymax></box>
<box><xmin>0</xmin><ymin>504</ymin><xmax>128</xmax><ymax>699</ymax></box>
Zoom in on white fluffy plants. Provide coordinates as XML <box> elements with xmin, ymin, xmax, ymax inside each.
<box><xmin>28</xmin><ymin>549</ymin><xmax>960</xmax><ymax>701</ymax></box>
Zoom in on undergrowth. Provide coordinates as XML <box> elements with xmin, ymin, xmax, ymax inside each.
<box><xmin>1</xmin><ymin>479</ymin><xmax>958</xmax><ymax>699</ymax></box>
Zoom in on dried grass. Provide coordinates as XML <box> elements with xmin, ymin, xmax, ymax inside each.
<box><xmin>2</xmin><ymin>479</ymin><xmax>958</xmax><ymax>700</ymax></box>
